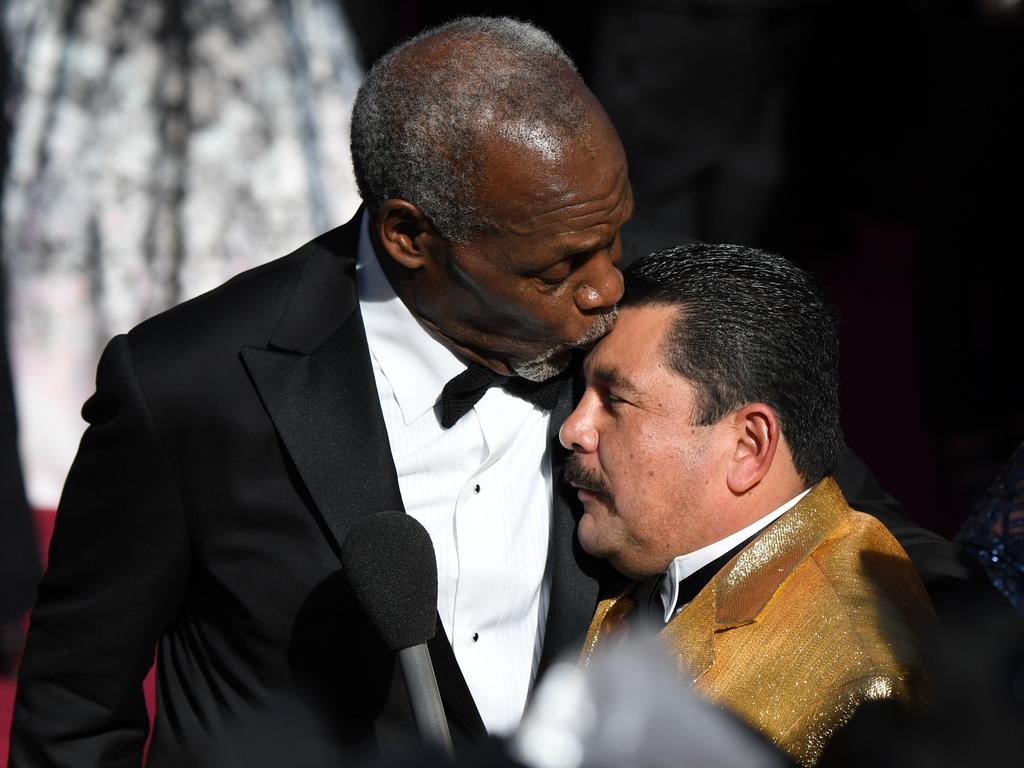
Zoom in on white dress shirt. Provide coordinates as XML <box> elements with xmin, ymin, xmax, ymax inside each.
<box><xmin>356</xmin><ymin>213</ymin><xmax>553</xmax><ymax>735</ymax></box>
<box><xmin>658</xmin><ymin>488</ymin><xmax>812</xmax><ymax>623</ymax></box>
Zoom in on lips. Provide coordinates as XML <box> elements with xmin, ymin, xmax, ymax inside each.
<box><xmin>564</xmin><ymin>454</ymin><xmax>613</xmax><ymax>501</ymax></box>
<box><xmin>568</xmin><ymin>477</ymin><xmax>600</xmax><ymax>496</ymax></box>
<box><xmin>569</xmin><ymin>480</ymin><xmax>596</xmax><ymax>499</ymax></box>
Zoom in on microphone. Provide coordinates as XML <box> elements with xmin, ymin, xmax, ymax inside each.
<box><xmin>340</xmin><ymin>511</ymin><xmax>454</xmax><ymax>757</ymax></box>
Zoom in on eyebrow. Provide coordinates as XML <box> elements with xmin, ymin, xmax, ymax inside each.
<box><xmin>525</xmin><ymin>175</ymin><xmax>635</xmax><ymax>267</ymax></box>
<box><xmin>520</xmin><ymin>235</ymin><xmax>614</xmax><ymax>275</ymax></box>
<box><xmin>586</xmin><ymin>363</ymin><xmax>642</xmax><ymax>398</ymax></box>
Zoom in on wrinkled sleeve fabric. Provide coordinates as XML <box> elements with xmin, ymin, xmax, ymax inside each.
<box><xmin>10</xmin><ymin>334</ymin><xmax>190</xmax><ymax>768</ymax></box>
<box><xmin>835</xmin><ymin>445</ymin><xmax>1012</xmax><ymax>619</ymax></box>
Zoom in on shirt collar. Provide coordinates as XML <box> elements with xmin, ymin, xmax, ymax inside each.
<box><xmin>356</xmin><ymin>210</ymin><xmax>466</xmax><ymax>424</ymax></box>
<box><xmin>659</xmin><ymin>487</ymin><xmax>812</xmax><ymax>623</ymax></box>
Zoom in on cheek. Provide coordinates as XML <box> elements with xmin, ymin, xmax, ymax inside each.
<box><xmin>608</xmin><ymin>437</ymin><xmax>684</xmax><ymax>532</ymax></box>
<box><xmin>507</xmin><ymin>289</ymin><xmax>577</xmax><ymax>336</ymax></box>
<box><xmin>467</xmin><ymin>283</ymin><xmax>568</xmax><ymax>341</ymax></box>
<box><xmin>604</xmin><ymin>431</ymin><xmax>661</xmax><ymax>492</ymax></box>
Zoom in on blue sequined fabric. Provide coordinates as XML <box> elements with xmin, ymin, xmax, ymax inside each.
<box><xmin>956</xmin><ymin>441</ymin><xmax>1024</xmax><ymax>613</ymax></box>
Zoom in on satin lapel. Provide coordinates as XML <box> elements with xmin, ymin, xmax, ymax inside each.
<box><xmin>714</xmin><ymin>478</ymin><xmax>847</xmax><ymax>628</ymax></box>
<box><xmin>240</xmin><ymin>231</ymin><xmax>484</xmax><ymax>737</ymax></box>
<box><xmin>660</xmin><ymin>582</ymin><xmax>717</xmax><ymax>683</ymax></box>
<box><xmin>428</xmin><ymin>619</ymin><xmax>487</xmax><ymax>736</ymax></box>
<box><xmin>536</xmin><ymin>369</ymin><xmax>609</xmax><ymax>677</ymax></box>
<box><xmin>662</xmin><ymin>478</ymin><xmax>849</xmax><ymax>683</ymax></box>
<box><xmin>241</xmin><ymin>307</ymin><xmax>403</xmax><ymax>550</ymax></box>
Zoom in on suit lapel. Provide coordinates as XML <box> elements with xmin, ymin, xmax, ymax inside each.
<box><xmin>241</xmin><ymin>224</ymin><xmax>403</xmax><ymax>549</ymax></box>
<box><xmin>537</xmin><ymin>367</ymin><xmax>619</xmax><ymax>678</ymax></box>
<box><xmin>240</xmin><ymin>217</ymin><xmax>485</xmax><ymax>736</ymax></box>
<box><xmin>713</xmin><ymin>477</ymin><xmax>847</xmax><ymax>628</ymax></box>
<box><xmin>662</xmin><ymin>477</ymin><xmax>850</xmax><ymax>682</ymax></box>
<box><xmin>428</xmin><ymin>621</ymin><xmax>486</xmax><ymax>735</ymax></box>
<box><xmin>241</xmin><ymin>307</ymin><xmax>404</xmax><ymax>548</ymax></box>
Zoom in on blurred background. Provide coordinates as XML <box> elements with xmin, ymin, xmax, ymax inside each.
<box><xmin>359</xmin><ymin>0</ymin><xmax>1024</xmax><ymax>543</ymax></box>
<box><xmin>4</xmin><ymin>0</ymin><xmax>1022</xmax><ymax>537</ymax></box>
<box><xmin>1</xmin><ymin>0</ymin><xmax>1022</xmax><ymax>763</ymax></box>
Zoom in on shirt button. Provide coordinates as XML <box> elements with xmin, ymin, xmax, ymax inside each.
<box><xmin>472</xmin><ymin>632</ymin><xmax>479</xmax><ymax>642</ymax></box>
<box><xmin>473</xmin><ymin>484</ymin><xmax>480</xmax><ymax>494</ymax></box>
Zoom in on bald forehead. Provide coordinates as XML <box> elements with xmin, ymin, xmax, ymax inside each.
<box><xmin>389</xmin><ymin>30</ymin><xmax>468</xmax><ymax>73</ymax></box>
<box><xmin>397</xmin><ymin>28</ymin><xmax>492</xmax><ymax>65</ymax></box>
<box><xmin>388</xmin><ymin>29</ymin><xmax>588</xmax><ymax>127</ymax></box>
<box><xmin>485</xmin><ymin>101</ymin><xmax>596</xmax><ymax>168</ymax></box>
<box><xmin>475</xmin><ymin>104</ymin><xmax>626</xmax><ymax>223</ymax></box>
<box><xmin>350</xmin><ymin>17</ymin><xmax>599</xmax><ymax>241</ymax></box>
<box><xmin>396</xmin><ymin>24</ymin><xmax>568</xmax><ymax>70</ymax></box>
<box><xmin>401</xmin><ymin>35</ymin><xmax>602</xmax><ymax>205</ymax></box>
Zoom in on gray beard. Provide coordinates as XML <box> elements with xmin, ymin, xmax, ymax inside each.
<box><xmin>513</xmin><ymin>306</ymin><xmax>618</xmax><ymax>382</ymax></box>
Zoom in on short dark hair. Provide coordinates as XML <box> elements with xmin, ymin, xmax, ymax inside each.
<box><xmin>350</xmin><ymin>17</ymin><xmax>587</xmax><ymax>243</ymax></box>
<box><xmin>622</xmin><ymin>244</ymin><xmax>844</xmax><ymax>485</ymax></box>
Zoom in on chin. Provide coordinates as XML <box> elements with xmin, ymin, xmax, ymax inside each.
<box><xmin>576</xmin><ymin>518</ymin><xmax>598</xmax><ymax>554</ymax></box>
<box><xmin>608</xmin><ymin>560</ymin><xmax>643</xmax><ymax>580</ymax></box>
<box><xmin>512</xmin><ymin>346</ymin><xmax>571</xmax><ymax>382</ymax></box>
<box><xmin>576</xmin><ymin>516</ymin><xmax>611</xmax><ymax>560</ymax></box>
<box><xmin>579</xmin><ymin>522</ymin><xmax>657</xmax><ymax>579</ymax></box>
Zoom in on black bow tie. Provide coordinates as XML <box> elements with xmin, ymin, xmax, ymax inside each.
<box><xmin>438</xmin><ymin>363</ymin><xmax>568</xmax><ymax>428</ymax></box>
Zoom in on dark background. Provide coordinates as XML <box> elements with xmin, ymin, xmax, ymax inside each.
<box><xmin>341</xmin><ymin>0</ymin><xmax>1024</xmax><ymax>539</ymax></box>
<box><xmin>2</xmin><ymin>0</ymin><xmax>1022</xmax><ymax>541</ymax></box>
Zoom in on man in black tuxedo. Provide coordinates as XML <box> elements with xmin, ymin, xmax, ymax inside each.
<box><xmin>9</xmin><ymin>15</ymin><xmax>993</xmax><ymax>768</ymax></box>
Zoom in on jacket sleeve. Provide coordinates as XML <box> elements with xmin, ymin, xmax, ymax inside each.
<box><xmin>835</xmin><ymin>445</ymin><xmax>1012</xmax><ymax>620</ymax></box>
<box><xmin>10</xmin><ymin>334</ymin><xmax>190</xmax><ymax>768</ymax></box>
<box><xmin>780</xmin><ymin>670</ymin><xmax>913</xmax><ymax>766</ymax></box>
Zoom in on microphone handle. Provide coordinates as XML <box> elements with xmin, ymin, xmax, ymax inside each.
<box><xmin>398</xmin><ymin>643</ymin><xmax>455</xmax><ymax>757</ymax></box>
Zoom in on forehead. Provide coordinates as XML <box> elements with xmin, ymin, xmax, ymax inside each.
<box><xmin>473</xmin><ymin>112</ymin><xmax>632</xmax><ymax>267</ymax></box>
<box><xmin>585</xmin><ymin>305</ymin><xmax>679</xmax><ymax>382</ymax></box>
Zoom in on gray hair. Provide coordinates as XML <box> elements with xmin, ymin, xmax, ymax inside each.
<box><xmin>350</xmin><ymin>17</ymin><xmax>589</xmax><ymax>242</ymax></box>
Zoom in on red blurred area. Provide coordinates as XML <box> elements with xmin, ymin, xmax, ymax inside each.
<box><xmin>0</xmin><ymin>509</ymin><xmax>157</xmax><ymax>766</ymax></box>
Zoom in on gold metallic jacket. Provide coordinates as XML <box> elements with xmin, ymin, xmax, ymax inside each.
<box><xmin>579</xmin><ymin>477</ymin><xmax>936</xmax><ymax>766</ymax></box>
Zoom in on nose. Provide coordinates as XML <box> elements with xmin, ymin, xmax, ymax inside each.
<box><xmin>559</xmin><ymin>394</ymin><xmax>599</xmax><ymax>453</ymax></box>
<box><xmin>573</xmin><ymin>256</ymin><xmax>624</xmax><ymax>313</ymax></box>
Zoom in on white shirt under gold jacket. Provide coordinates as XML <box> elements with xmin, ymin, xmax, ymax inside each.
<box><xmin>579</xmin><ymin>477</ymin><xmax>936</xmax><ymax>766</ymax></box>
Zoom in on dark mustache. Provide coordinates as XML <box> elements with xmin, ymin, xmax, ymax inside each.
<box><xmin>564</xmin><ymin>454</ymin><xmax>615</xmax><ymax>500</ymax></box>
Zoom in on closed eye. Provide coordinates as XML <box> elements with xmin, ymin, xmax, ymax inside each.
<box><xmin>530</xmin><ymin>249</ymin><xmax>596</xmax><ymax>290</ymax></box>
<box><xmin>531</xmin><ymin>265</ymin><xmax>573</xmax><ymax>291</ymax></box>
<box><xmin>600</xmin><ymin>388</ymin><xmax>628</xmax><ymax>410</ymax></box>
<box><xmin>537</xmin><ymin>274</ymin><xmax>569</xmax><ymax>287</ymax></box>
<box><xmin>584</xmin><ymin>364</ymin><xmax>641</xmax><ymax>412</ymax></box>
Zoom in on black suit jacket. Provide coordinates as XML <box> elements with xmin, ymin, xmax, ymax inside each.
<box><xmin>9</xmin><ymin>212</ymin><xmax>991</xmax><ymax>767</ymax></box>
<box><xmin>9</xmin><ymin>213</ymin><xmax>604</xmax><ymax>766</ymax></box>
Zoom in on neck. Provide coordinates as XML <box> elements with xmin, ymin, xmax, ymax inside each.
<box><xmin>734</xmin><ymin>464</ymin><xmax>808</xmax><ymax>527</ymax></box>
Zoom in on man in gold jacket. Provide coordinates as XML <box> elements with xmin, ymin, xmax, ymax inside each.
<box><xmin>559</xmin><ymin>244</ymin><xmax>936</xmax><ymax>766</ymax></box>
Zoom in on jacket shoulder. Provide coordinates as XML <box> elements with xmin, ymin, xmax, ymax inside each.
<box><xmin>127</xmin><ymin>222</ymin><xmax>356</xmax><ymax>357</ymax></box>
<box><xmin>808</xmin><ymin>510</ymin><xmax>936</xmax><ymax>672</ymax></box>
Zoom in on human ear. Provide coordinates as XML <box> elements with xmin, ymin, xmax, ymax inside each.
<box><xmin>725</xmin><ymin>404</ymin><xmax>779</xmax><ymax>494</ymax></box>
<box><xmin>374</xmin><ymin>199</ymin><xmax>441</xmax><ymax>270</ymax></box>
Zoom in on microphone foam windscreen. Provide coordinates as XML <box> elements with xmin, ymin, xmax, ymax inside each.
<box><xmin>340</xmin><ymin>511</ymin><xmax>438</xmax><ymax>651</ymax></box>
